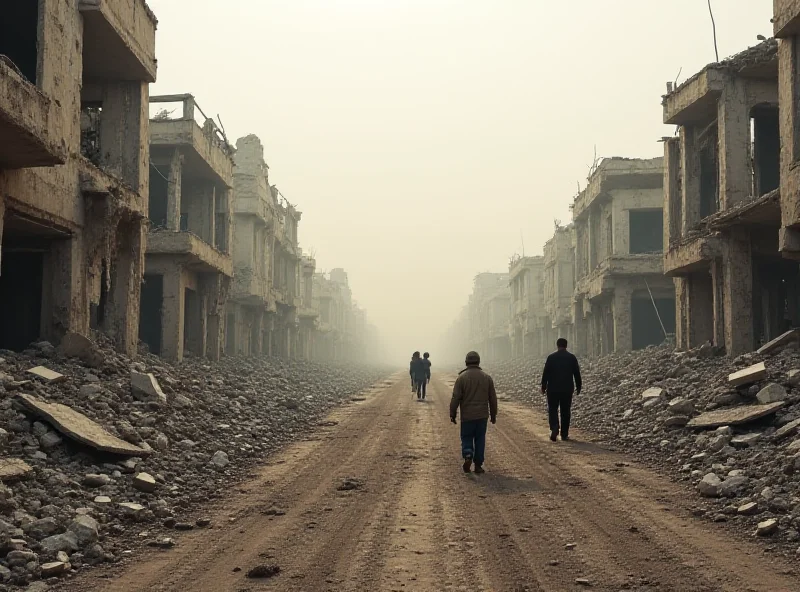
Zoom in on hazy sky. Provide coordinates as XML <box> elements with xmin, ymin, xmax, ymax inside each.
<box><xmin>146</xmin><ymin>0</ymin><xmax>773</xmax><ymax>361</ymax></box>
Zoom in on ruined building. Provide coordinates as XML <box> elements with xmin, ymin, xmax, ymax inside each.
<box><xmin>508</xmin><ymin>256</ymin><xmax>548</xmax><ymax>358</ymax></box>
<box><xmin>543</xmin><ymin>225</ymin><xmax>575</xmax><ymax>348</ymax></box>
<box><xmin>0</xmin><ymin>1</ymin><xmax>157</xmax><ymax>355</ymax></box>
<box><xmin>662</xmin><ymin>40</ymin><xmax>796</xmax><ymax>356</ymax></box>
<box><xmin>572</xmin><ymin>157</ymin><xmax>675</xmax><ymax>357</ymax></box>
<box><xmin>297</xmin><ymin>254</ymin><xmax>319</xmax><ymax>360</ymax></box>
<box><xmin>224</xmin><ymin>135</ymin><xmax>276</xmax><ymax>356</ymax></box>
<box><xmin>139</xmin><ymin>94</ymin><xmax>234</xmax><ymax>361</ymax></box>
<box><xmin>775</xmin><ymin>3</ymin><xmax>800</xmax><ymax>260</ymax></box>
<box><xmin>468</xmin><ymin>273</ymin><xmax>511</xmax><ymax>362</ymax></box>
<box><xmin>313</xmin><ymin>269</ymin><xmax>354</xmax><ymax>361</ymax></box>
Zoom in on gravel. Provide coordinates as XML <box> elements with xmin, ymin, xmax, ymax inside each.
<box><xmin>0</xmin><ymin>334</ymin><xmax>390</xmax><ymax>587</ymax></box>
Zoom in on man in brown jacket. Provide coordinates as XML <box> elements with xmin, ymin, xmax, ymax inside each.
<box><xmin>450</xmin><ymin>351</ymin><xmax>498</xmax><ymax>474</ymax></box>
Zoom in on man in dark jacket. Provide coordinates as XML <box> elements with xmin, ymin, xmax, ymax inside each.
<box><xmin>410</xmin><ymin>351</ymin><xmax>428</xmax><ymax>400</ymax></box>
<box><xmin>541</xmin><ymin>338</ymin><xmax>582</xmax><ymax>442</ymax></box>
<box><xmin>423</xmin><ymin>352</ymin><xmax>432</xmax><ymax>384</ymax></box>
<box><xmin>450</xmin><ymin>351</ymin><xmax>498</xmax><ymax>474</ymax></box>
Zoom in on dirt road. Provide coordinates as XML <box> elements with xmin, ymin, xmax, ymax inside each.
<box><xmin>62</xmin><ymin>374</ymin><xmax>799</xmax><ymax>592</ymax></box>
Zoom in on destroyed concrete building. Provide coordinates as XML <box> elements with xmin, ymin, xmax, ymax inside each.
<box><xmin>662</xmin><ymin>40</ymin><xmax>797</xmax><ymax>356</ymax></box>
<box><xmin>139</xmin><ymin>94</ymin><xmax>234</xmax><ymax>361</ymax></box>
<box><xmin>775</xmin><ymin>3</ymin><xmax>800</xmax><ymax>260</ymax></box>
<box><xmin>0</xmin><ymin>0</ymin><xmax>157</xmax><ymax>355</ymax></box>
<box><xmin>468</xmin><ymin>273</ymin><xmax>511</xmax><ymax>362</ymax></box>
<box><xmin>313</xmin><ymin>268</ymin><xmax>358</xmax><ymax>361</ymax></box>
<box><xmin>297</xmin><ymin>254</ymin><xmax>319</xmax><ymax>360</ymax></box>
<box><xmin>508</xmin><ymin>256</ymin><xmax>548</xmax><ymax>358</ymax></box>
<box><xmin>572</xmin><ymin>157</ymin><xmax>675</xmax><ymax>357</ymax></box>
<box><xmin>543</xmin><ymin>225</ymin><xmax>576</xmax><ymax>348</ymax></box>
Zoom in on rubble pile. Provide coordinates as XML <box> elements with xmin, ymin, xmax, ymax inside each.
<box><xmin>0</xmin><ymin>334</ymin><xmax>389</xmax><ymax>587</ymax></box>
<box><xmin>491</xmin><ymin>334</ymin><xmax>800</xmax><ymax>553</ymax></box>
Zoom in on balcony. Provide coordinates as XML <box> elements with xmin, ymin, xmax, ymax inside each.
<box><xmin>146</xmin><ymin>230</ymin><xmax>233</xmax><ymax>276</ymax></box>
<box><xmin>0</xmin><ymin>61</ymin><xmax>66</xmax><ymax>168</ymax></box>
<box><xmin>79</xmin><ymin>0</ymin><xmax>157</xmax><ymax>83</ymax></box>
<box><xmin>79</xmin><ymin>158</ymin><xmax>145</xmax><ymax>215</ymax></box>
<box><xmin>150</xmin><ymin>95</ymin><xmax>234</xmax><ymax>185</ymax></box>
<box><xmin>231</xmin><ymin>268</ymin><xmax>269</xmax><ymax>306</ymax></box>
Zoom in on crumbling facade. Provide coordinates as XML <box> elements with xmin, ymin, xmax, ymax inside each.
<box><xmin>572</xmin><ymin>157</ymin><xmax>675</xmax><ymax>357</ymax></box>
<box><xmin>468</xmin><ymin>273</ymin><xmax>511</xmax><ymax>362</ymax></box>
<box><xmin>313</xmin><ymin>269</ymin><xmax>355</xmax><ymax>361</ymax></box>
<box><xmin>224</xmin><ymin>135</ymin><xmax>277</xmax><ymax>356</ymax></box>
<box><xmin>776</xmin><ymin>3</ymin><xmax>800</xmax><ymax>261</ymax></box>
<box><xmin>297</xmin><ymin>254</ymin><xmax>319</xmax><ymax>360</ymax></box>
<box><xmin>662</xmin><ymin>41</ymin><xmax>796</xmax><ymax>356</ymax></box>
<box><xmin>508</xmin><ymin>256</ymin><xmax>548</xmax><ymax>358</ymax></box>
<box><xmin>543</xmin><ymin>225</ymin><xmax>575</xmax><ymax>348</ymax></box>
<box><xmin>139</xmin><ymin>94</ymin><xmax>234</xmax><ymax>361</ymax></box>
<box><xmin>0</xmin><ymin>1</ymin><xmax>157</xmax><ymax>355</ymax></box>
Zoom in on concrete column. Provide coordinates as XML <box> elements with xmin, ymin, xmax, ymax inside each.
<box><xmin>680</xmin><ymin>126</ymin><xmax>701</xmax><ymax>232</ymax></box>
<box><xmin>718</xmin><ymin>79</ymin><xmax>751</xmax><ymax>210</ymax></box>
<box><xmin>207</xmin><ymin>313</ymin><xmax>222</xmax><ymax>361</ymax></box>
<box><xmin>109</xmin><ymin>218</ymin><xmax>145</xmax><ymax>356</ymax></box>
<box><xmin>161</xmin><ymin>267</ymin><xmax>184</xmax><ymax>361</ymax></box>
<box><xmin>687</xmin><ymin>271</ymin><xmax>714</xmax><ymax>348</ymax></box>
<box><xmin>166</xmin><ymin>149</ymin><xmax>183</xmax><ymax>231</ymax></box>
<box><xmin>722</xmin><ymin>229</ymin><xmax>754</xmax><ymax>356</ymax></box>
<box><xmin>252</xmin><ymin>311</ymin><xmax>264</xmax><ymax>355</ymax></box>
<box><xmin>98</xmin><ymin>82</ymin><xmax>148</xmax><ymax>192</ymax></box>
<box><xmin>674</xmin><ymin>277</ymin><xmax>688</xmax><ymax>350</ymax></box>
<box><xmin>187</xmin><ymin>183</ymin><xmax>215</xmax><ymax>244</ymax></box>
<box><xmin>779</xmin><ymin>39</ymin><xmax>800</xmax><ymax>255</ymax></box>
<box><xmin>49</xmin><ymin>235</ymin><xmax>89</xmax><ymax>344</ymax></box>
<box><xmin>664</xmin><ymin>137</ymin><xmax>682</xmax><ymax>248</ymax></box>
<box><xmin>710</xmin><ymin>259</ymin><xmax>725</xmax><ymax>348</ymax></box>
<box><xmin>613</xmin><ymin>286</ymin><xmax>633</xmax><ymax>353</ymax></box>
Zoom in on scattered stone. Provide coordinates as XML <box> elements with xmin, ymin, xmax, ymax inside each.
<box><xmin>775</xmin><ymin>417</ymin><xmax>800</xmax><ymax>441</ymax></box>
<box><xmin>667</xmin><ymin>397</ymin><xmax>695</xmax><ymax>416</ymax></box>
<box><xmin>756</xmin><ymin>383</ymin><xmax>787</xmax><ymax>405</ymax></box>
<box><xmin>641</xmin><ymin>387</ymin><xmax>663</xmax><ymax>400</ymax></box>
<box><xmin>575</xmin><ymin>578</ymin><xmax>592</xmax><ymax>586</ymax></box>
<box><xmin>130</xmin><ymin>372</ymin><xmax>167</xmax><ymax>405</ymax></box>
<box><xmin>738</xmin><ymin>502</ymin><xmax>759</xmax><ymax>516</ymax></box>
<box><xmin>147</xmin><ymin>537</ymin><xmax>176</xmax><ymax>549</ymax></box>
<box><xmin>698</xmin><ymin>473</ymin><xmax>722</xmax><ymax>497</ymax></box>
<box><xmin>15</xmin><ymin>393</ymin><xmax>151</xmax><ymax>456</ymax></box>
<box><xmin>23</xmin><ymin>517</ymin><xmax>59</xmax><ymax>540</ymax></box>
<box><xmin>756</xmin><ymin>518</ymin><xmax>779</xmax><ymax>536</ymax></box>
<box><xmin>93</xmin><ymin>496</ymin><xmax>112</xmax><ymax>505</ymax></box>
<box><xmin>210</xmin><ymin>451</ymin><xmax>230</xmax><ymax>468</ymax></box>
<box><xmin>664</xmin><ymin>415</ymin><xmax>690</xmax><ymax>427</ymax></box>
<box><xmin>730</xmin><ymin>433</ymin><xmax>762</xmax><ymax>447</ymax></box>
<box><xmin>246</xmin><ymin>564</ymin><xmax>280</xmax><ymax>579</ymax></box>
<box><xmin>40</xmin><ymin>531</ymin><xmax>79</xmax><ymax>554</ymax></box>
<box><xmin>58</xmin><ymin>332</ymin><xmax>104</xmax><ymax>367</ymax></box>
<box><xmin>68</xmin><ymin>514</ymin><xmax>99</xmax><ymax>546</ymax></box>
<box><xmin>41</xmin><ymin>561</ymin><xmax>69</xmax><ymax>577</ymax></box>
<box><xmin>687</xmin><ymin>402</ymin><xmax>787</xmax><ymax>428</ymax></box>
<box><xmin>757</xmin><ymin>329</ymin><xmax>799</xmax><ymax>355</ymax></box>
<box><xmin>27</xmin><ymin>366</ymin><xmax>66</xmax><ymax>384</ymax></box>
<box><xmin>133</xmin><ymin>472</ymin><xmax>157</xmax><ymax>493</ymax></box>
<box><xmin>83</xmin><ymin>474</ymin><xmax>112</xmax><ymax>488</ymax></box>
<box><xmin>0</xmin><ymin>458</ymin><xmax>33</xmax><ymax>481</ymax></box>
<box><xmin>196</xmin><ymin>518</ymin><xmax>211</xmax><ymax>528</ymax></box>
<box><xmin>39</xmin><ymin>431</ymin><xmax>63</xmax><ymax>450</ymax></box>
<box><xmin>728</xmin><ymin>362</ymin><xmax>767</xmax><ymax>387</ymax></box>
<box><xmin>337</xmin><ymin>477</ymin><xmax>363</xmax><ymax>491</ymax></box>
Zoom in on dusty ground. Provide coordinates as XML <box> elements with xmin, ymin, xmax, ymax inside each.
<box><xmin>57</xmin><ymin>374</ymin><xmax>800</xmax><ymax>592</ymax></box>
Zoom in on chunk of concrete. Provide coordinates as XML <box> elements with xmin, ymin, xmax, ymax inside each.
<box><xmin>667</xmin><ymin>397</ymin><xmax>695</xmax><ymax>416</ymax></box>
<box><xmin>68</xmin><ymin>514</ymin><xmax>98</xmax><ymax>546</ymax></box>
<box><xmin>698</xmin><ymin>473</ymin><xmax>722</xmax><ymax>497</ymax></box>
<box><xmin>738</xmin><ymin>502</ymin><xmax>759</xmax><ymax>515</ymax></box>
<box><xmin>757</xmin><ymin>329</ymin><xmax>799</xmax><ymax>355</ymax></box>
<box><xmin>40</xmin><ymin>561</ymin><xmax>69</xmax><ymax>577</ymax></box>
<box><xmin>641</xmin><ymin>387</ymin><xmax>664</xmax><ymax>400</ymax></box>
<box><xmin>728</xmin><ymin>362</ymin><xmax>767</xmax><ymax>387</ymax></box>
<box><xmin>687</xmin><ymin>401</ymin><xmax>786</xmax><ymax>428</ymax></box>
<box><xmin>730</xmin><ymin>433</ymin><xmax>762</xmax><ymax>447</ymax></box>
<box><xmin>0</xmin><ymin>459</ymin><xmax>33</xmax><ymax>482</ymax></box>
<box><xmin>664</xmin><ymin>415</ymin><xmax>690</xmax><ymax>427</ymax></box>
<box><xmin>756</xmin><ymin>518</ymin><xmax>779</xmax><ymax>536</ymax></box>
<box><xmin>132</xmin><ymin>472</ymin><xmax>157</xmax><ymax>493</ymax></box>
<box><xmin>756</xmin><ymin>383</ymin><xmax>787</xmax><ymax>405</ymax></box>
<box><xmin>718</xmin><ymin>475</ymin><xmax>749</xmax><ymax>497</ymax></box>
<box><xmin>15</xmin><ymin>394</ymin><xmax>151</xmax><ymax>456</ymax></box>
<box><xmin>26</xmin><ymin>366</ymin><xmax>66</xmax><ymax>384</ymax></box>
<box><xmin>58</xmin><ymin>332</ymin><xmax>104</xmax><ymax>368</ymax></box>
<box><xmin>40</xmin><ymin>531</ymin><xmax>79</xmax><ymax>554</ymax></box>
<box><xmin>130</xmin><ymin>372</ymin><xmax>167</xmax><ymax>405</ymax></box>
<box><xmin>774</xmin><ymin>417</ymin><xmax>800</xmax><ymax>441</ymax></box>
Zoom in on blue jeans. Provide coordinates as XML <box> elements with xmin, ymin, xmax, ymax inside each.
<box><xmin>460</xmin><ymin>418</ymin><xmax>488</xmax><ymax>464</ymax></box>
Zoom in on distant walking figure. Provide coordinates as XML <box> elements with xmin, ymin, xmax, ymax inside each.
<box><xmin>410</xmin><ymin>351</ymin><xmax>428</xmax><ymax>400</ymax></box>
<box><xmin>450</xmin><ymin>351</ymin><xmax>497</xmax><ymax>474</ymax></box>
<box><xmin>410</xmin><ymin>353</ymin><xmax>417</xmax><ymax>392</ymax></box>
<box><xmin>423</xmin><ymin>352</ymin><xmax>432</xmax><ymax>384</ymax></box>
<box><xmin>540</xmin><ymin>338</ymin><xmax>582</xmax><ymax>442</ymax></box>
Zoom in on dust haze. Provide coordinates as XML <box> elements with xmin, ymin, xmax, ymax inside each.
<box><xmin>146</xmin><ymin>0</ymin><xmax>772</xmax><ymax>365</ymax></box>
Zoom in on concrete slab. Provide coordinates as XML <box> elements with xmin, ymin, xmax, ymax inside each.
<box><xmin>27</xmin><ymin>366</ymin><xmax>66</xmax><ymax>384</ymax></box>
<box><xmin>687</xmin><ymin>401</ymin><xmax>787</xmax><ymax>429</ymax></box>
<box><xmin>641</xmin><ymin>387</ymin><xmax>664</xmax><ymax>400</ymax></box>
<box><xmin>0</xmin><ymin>458</ymin><xmax>33</xmax><ymax>481</ymax></box>
<box><xmin>15</xmin><ymin>394</ymin><xmax>151</xmax><ymax>456</ymax></box>
<box><xmin>728</xmin><ymin>362</ymin><xmax>767</xmax><ymax>387</ymax></box>
<box><xmin>757</xmin><ymin>329</ymin><xmax>799</xmax><ymax>355</ymax></box>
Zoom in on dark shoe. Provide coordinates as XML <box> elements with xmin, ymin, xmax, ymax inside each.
<box><xmin>561</xmin><ymin>436</ymin><xmax>570</xmax><ymax>441</ymax></box>
<box><xmin>474</xmin><ymin>464</ymin><xmax>485</xmax><ymax>474</ymax></box>
<box><xmin>550</xmin><ymin>432</ymin><xmax>558</xmax><ymax>442</ymax></box>
<box><xmin>462</xmin><ymin>456</ymin><xmax>472</xmax><ymax>473</ymax></box>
